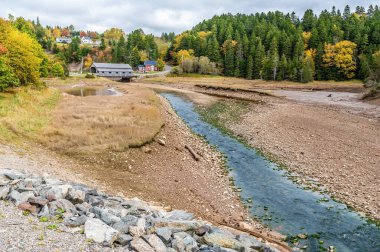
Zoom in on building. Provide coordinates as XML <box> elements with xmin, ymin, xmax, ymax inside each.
<box><xmin>81</xmin><ymin>37</ymin><xmax>93</xmax><ymax>44</ymax></box>
<box><xmin>144</xmin><ymin>60</ymin><xmax>158</xmax><ymax>72</ymax></box>
<box><xmin>90</xmin><ymin>63</ymin><xmax>134</xmax><ymax>79</ymax></box>
<box><xmin>56</xmin><ymin>37</ymin><xmax>72</xmax><ymax>44</ymax></box>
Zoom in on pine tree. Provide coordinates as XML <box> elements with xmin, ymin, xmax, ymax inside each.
<box><xmin>224</xmin><ymin>40</ymin><xmax>235</xmax><ymax>76</ymax></box>
<box><xmin>207</xmin><ymin>34</ymin><xmax>220</xmax><ymax>63</ymax></box>
<box><xmin>246</xmin><ymin>55</ymin><xmax>253</xmax><ymax>79</ymax></box>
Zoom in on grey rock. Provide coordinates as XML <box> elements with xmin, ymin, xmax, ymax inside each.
<box><xmin>75</xmin><ymin>202</ymin><xmax>92</xmax><ymax>215</ymax></box>
<box><xmin>261</xmin><ymin>245</ymin><xmax>281</xmax><ymax>252</ymax></box>
<box><xmin>130</xmin><ymin>238</ymin><xmax>155</xmax><ymax>252</ymax></box>
<box><xmin>65</xmin><ymin>215</ymin><xmax>88</xmax><ymax>227</ymax></box>
<box><xmin>129</xmin><ymin>218</ymin><xmax>146</xmax><ymax>237</ymax></box>
<box><xmin>0</xmin><ymin>174</ymin><xmax>11</xmax><ymax>186</ymax></box>
<box><xmin>8</xmin><ymin>190</ymin><xmax>34</xmax><ymax>205</ymax></box>
<box><xmin>49</xmin><ymin>199</ymin><xmax>76</xmax><ymax>216</ymax></box>
<box><xmin>28</xmin><ymin>197</ymin><xmax>49</xmax><ymax>206</ymax></box>
<box><xmin>43</xmin><ymin>185</ymin><xmax>72</xmax><ymax>200</ymax></box>
<box><xmin>84</xmin><ymin>218</ymin><xmax>119</xmax><ymax>247</ymax></box>
<box><xmin>143</xmin><ymin>234</ymin><xmax>168</xmax><ymax>252</ymax></box>
<box><xmin>237</xmin><ymin>234</ymin><xmax>263</xmax><ymax>250</ymax></box>
<box><xmin>38</xmin><ymin>205</ymin><xmax>50</xmax><ymax>217</ymax></box>
<box><xmin>165</xmin><ymin>210</ymin><xmax>194</xmax><ymax>221</ymax></box>
<box><xmin>21</xmin><ymin>178</ymin><xmax>41</xmax><ymax>188</ymax></box>
<box><xmin>195</xmin><ymin>225</ymin><xmax>211</xmax><ymax>236</ymax></box>
<box><xmin>86</xmin><ymin>195</ymin><xmax>104</xmax><ymax>206</ymax></box>
<box><xmin>155</xmin><ymin>227</ymin><xmax>172</xmax><ymax>243</ymax></box>
<box><xmin>3</xmin><ymin>171</ymin><xmax>25</xmax><ymax>180</ymax></box>
<box><xmin>203</xmin><ymin>231</ymin><xmax>243</xmax><ymax>251</ymax></box>
<box><xmin>0</xmin><ymin>186</ymin><xmax>10</xmax><ymax>199</ymax></box>
<box><xmin>92</xmin><ymin>207</ymin><xmax>121</xmax><ymax>226</ymax></box>
<box><xmin>115</xmin><ymin>233</ymin><xmax>133</xmax><ymax>246</ymax></box>
<box><xmin>112</xmin><ymin>220</ymin><xmax>130</xmax><ymax>233</ymax></box>
<box><xmin>172</xmin><ymin>231</ymin><xmax>198</xmax><ymax>252</ymax></box>
<box><xmin>152</xmin><ymin>218</ymin><xmax>203</xmax><ymax>233</ymax></box>
<box><xmin>121</xmin><ymin>215</ymin><xmax>139</xmax><ymax>226</ymax></box>
<box><xmin>66</xmin><ymin>188</ymin><xmax>85</xmax><ymax>204</ymax></box>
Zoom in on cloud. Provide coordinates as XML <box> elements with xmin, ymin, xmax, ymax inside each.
<box><xmin>0</xmin><ymin>0</ymin><xmax>377</xmax><ymax>35</ymax></box>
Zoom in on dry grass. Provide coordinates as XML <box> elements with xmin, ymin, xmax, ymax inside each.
<box><xmin>140</xmin><ymin>76</ymin><xmax>364</xmax><ymax>92</ymax></box>
<box><xmin>0</xmin><ymin>87</ymin><xmax>60</xmax><ymax>143</ymax></box>
<box><xmin>40</xmin><ymin>81</ymin><xmax>163</xmax><ymax>154</ymax></box>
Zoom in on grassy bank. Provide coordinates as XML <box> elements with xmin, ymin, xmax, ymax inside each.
<box><xmin>0</xmin><ymin>87</ymin><xmax>60</xmax><ymax>143</ymax></box>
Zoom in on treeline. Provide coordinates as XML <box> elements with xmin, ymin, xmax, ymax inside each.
<box><xmin>0</xmin><ymin>18</ymin><xmax>65</xmax><ymax>91</ymax></box>
<box><xmin>167</xmin><ymin>5</ymin><xmax>380</xmax><ymax>84</ymax></box>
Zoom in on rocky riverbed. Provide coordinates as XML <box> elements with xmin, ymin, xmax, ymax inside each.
<box><xmin>0</xmin><ymin>169</ymin><xmax>287</xmax><ymax>252</ymax></box>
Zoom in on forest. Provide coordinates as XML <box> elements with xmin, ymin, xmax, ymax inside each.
<box><xmin>0</xmin><ymin>4</ymin><xmax>380</xmax><ymax>91</ymax></box>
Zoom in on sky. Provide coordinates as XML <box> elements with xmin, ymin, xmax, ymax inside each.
<box><xmin>0</xmin><ymin>0</ymin><xmax>377</xmax><ymax>35</ymax></box>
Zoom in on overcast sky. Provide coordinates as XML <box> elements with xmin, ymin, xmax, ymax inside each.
<box><xmin>0</xmin><ymin>1</ymin><xmax>377</xmax><ymax>35</ymax></box>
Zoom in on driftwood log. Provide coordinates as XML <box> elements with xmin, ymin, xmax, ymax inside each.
<box><xmin>185</xmin><ymin>145</ymin><xmax>200</xmax><ymax>161</ymax></box>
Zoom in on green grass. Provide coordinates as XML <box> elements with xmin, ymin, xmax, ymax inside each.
<box><xmin>167</xmin><ymin>73</ymin><xmax>223</xmax><ymax>78</ymax></box>
<box><xmin>0</xmin><ymin>87</ymin><xmax>61</xmax><ymax>143</ymax></box>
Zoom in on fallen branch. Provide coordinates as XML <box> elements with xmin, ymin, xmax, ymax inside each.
<box><xmin>185</xmin><ymin>145</ymin><xmax>200</xmax><ymax>161</ymax></box>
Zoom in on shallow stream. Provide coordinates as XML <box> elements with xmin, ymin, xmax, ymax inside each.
<box><xmin>161</xmin><ymin>92</ymin><xmax>380</xmax><ymax>252</ymax></box>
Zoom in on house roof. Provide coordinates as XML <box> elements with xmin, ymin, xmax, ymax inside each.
<box><xmin>144</xmin><ymin>60</ymin><xmax>157</xmax><ymax>66</ymax></box>
<box><xmin>91</xmin><ymin>63</ymin><xmax>132</xmax><ymax>70</ymax></box>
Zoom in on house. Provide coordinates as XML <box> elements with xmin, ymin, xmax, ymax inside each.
<box><xmin>144</xmin><ymin>60</ymin><xmax>158</xmax><ymax>72</ymax></box>
<box><xmin>81</xmin><ymin>37</ymin><xmax>93</xmax><ymax>44</ymax></box>
<box><xmin>138</xmin><ymin>65</ymin><xmax>146</xmax><ymax>73</ymax></box>
<box><xmin>90</xmin><ymin>63</ymin><xmax>134</xmax><ymax>79</ymax></box>
<box><xmin>56</xmin><ymin>37</ymin><xmax>72</xmax><ymax>44</ymax></box>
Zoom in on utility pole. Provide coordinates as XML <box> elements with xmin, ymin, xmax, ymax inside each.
<box><xmin>80</xmin><ymin>57</ymin><xmax>84</xmax><ymax>75</ymax></box>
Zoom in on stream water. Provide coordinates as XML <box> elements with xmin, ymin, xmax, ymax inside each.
<box><xmin>161</xmin><ymin>92</ymin><xmax>380</xmax><ymax>252</ymax></box>
<box><xmin>66</xmin><ymin>86</ymin><xmax>123</xmax><ymax>97</ymax></box>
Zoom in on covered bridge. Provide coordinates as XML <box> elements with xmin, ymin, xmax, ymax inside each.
<box><xmin>90</xmin><ymin>63</ymin><xmax>136</xmax><ymax>80</ymax></box>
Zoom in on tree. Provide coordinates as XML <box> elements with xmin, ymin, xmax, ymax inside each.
<box><xmin>206</xmin><ymin>34</ymin><xmax>220</xmax><ymax>63</ymax></box>
<box><xmin>157</xmin><ymin>58</ymin><xmax>165</xmax><ymax>71</ymax></box>
<box><xmin>0</xmin><ymin>46</ymin><xmax>19</xmax><ymax>90</ymax></box>
<box><xmin>246</xmin><ymin>55</ymin><xmax>253</xmax><ymax>79</ymax></box>
<box><xmin>323</xmin><ymin>40</ymin><xmax>357</xmax><ymax>79</ymax></box>
<box><xmin>223</xmin><ymin>40</ymin><xmax>235</xmax><ymax>76</ymax></box>
<box><xmin>51</xmin><ymin>62</ymin><xmax>64</xmax><ymax>77</ymax></box>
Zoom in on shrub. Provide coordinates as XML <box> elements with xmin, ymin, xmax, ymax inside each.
<box><xmin>85</xmin><ymin>73</ymin><xmax>96</xmax><ymax>79</ymax></box>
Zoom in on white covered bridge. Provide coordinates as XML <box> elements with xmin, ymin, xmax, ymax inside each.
<box><xmin>90</xmin><ymin>63</ymin><xmax>137</xmax><ymax>81</ymax></box>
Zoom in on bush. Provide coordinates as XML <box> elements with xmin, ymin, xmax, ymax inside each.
<box><xmin>85</xmin><ymin>73</ymin><xmax>96</xmax><ymax>79</ymax></box>
<box><xmin>170</xmin><ymin>66</ymin><xmax>183</xmax><ymax>75</ymax></box>
<box><xmin>0</xmin><ymin>57</ymin><xmax>20</xmax><ymax>91</ymax></box>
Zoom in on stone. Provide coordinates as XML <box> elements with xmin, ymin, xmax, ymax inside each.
<box><xmin>49</xmin><ymin>199</ymin><xmax>77</xmax><ymax>216</ymax></box>
<box><xmin>0</xmin><ymin>186</ymin><xmax>9</xmax><ymax>199</ymax></box>
<box><xmin>28</xmin><ymin>197</ymin><xmax>49</xmax><ymax>206</ymax></box>
<box><xmin>203</xmin><ymin>231</ymin><xmax>243</xmax><ymax>251</ymax></box>
<box><xmin>3</xmin><ymin>171</ymin><xmax>25</xmax><ymax>180</ymax></box>
<box><xmin>43</xmin><ymin>185</ymin><xmax>72</xmax><ymax>200</ymax></box>
<box><xmin>261</xmin><ymin>245</ymin><xmax>280</xmax><ymax>252</ymax></box>
<box><xmin>38</xmin><ymin>205</ymin><xmax>50</xmax><ymax>217</ymax></box>
<box><xmin>86</xmin><ymin>195</ymin><xmax>104</xmax><ymax>206</ymax></box>
<box><xmin>155</xmin><ymin>227</ymin><xmax>172</xmax><ymax>243</ymax></box>
<box><xmin>66</xmin><ymin>188</ymin><xmax>86</xmax><ymax>204</ymax></box>
<box><xmin>165</xmin><ymin>210</ymin><xmax>194</xmax><ymax>220</ymax></box>
<box><xmin>92</xmin><ymin>207</ymin><xmax>121</xmax><ymax>226</ymax></box>
<box><xmin>129</xmin><ymin>217</ymin><xmax>147</xmax><ymax>237</ymax></box>
<box><xmin>65</xmin><ymin>215</ymin><xmax>88</xmax><ymax>227</ymax></box>
<box><xmin>172</xmin><ymin>232</ymin><xmax>198</xmax><ymax>252</ymax></box>
<box><xmin>18</xmin><ymin>202</ymin><xmax>37</xmax><ymax>214</ymax></box>
<box><xmin>143</xmin><ymin>234</ymin><xmax>167</xmax><ymax>252</ymax></box>
<box><xmin>142</xmin><ymin>146</ymin><xmax>153</xmax><ymax>154</ymax></box>
<box><xmin>75</xmin><ymin>202</ymin><xmax>92</xmax><ymax>215</ymax></box>
<box><xmin>8</xmin><ymin>190</ymin><xmax>35</xmax><ymax>205</ymax></box>
<box><xmin>196</xmin><ymin>225</ymin><xmax>211</xmax><ymax>236</ymax></box>
<box><xmin>112</xmin><ymin>220</ymin><xmax>130</xmax><ymax>233</ymax></box>
<box><xmin>237</xmin><ymin>234</ymin><xmax>263</xmax><ymax>250</ymax></box>
<box><xmin>152</xmin><ymin>218</ymin><xmax>202</xmax><ymax>233</ymax></box>
<box><xmin>157</xmin><ymin>139</ymin><xmax>166</xmax><ymax>146</ymax></box>
<box><xmin>121</xmin><ymin>215</ymin><xmax>139</xmax><ymax>226</ymax></box>
<box><xmin>115</xmin><ymin>233</ymin><xmax>133</xmax><ymax>246</ymax></box>
<box><xmin>130</xmin><ymin>238</ymin><xmax>155</xmax><ymax>252</ymax></box>
<box><xmin>84</xmin><ymin>218</ymin><xmax>119</xmax><ymax>247</ymax></box>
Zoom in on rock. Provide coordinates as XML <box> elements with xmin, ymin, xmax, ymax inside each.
<box><xmin>43</xmin><ymin>185</ymin><xmax>72</xmax><ymax>200</ymax></box>
<box><xmin>0</xmin><ymin>186</ymin><xmax>9</xmax><ymax>199</ymax></box>
<box><xmin>28</xmin><ymin>197</ymin><xmax>49</xmax><ymax>206</ymax></box>
<box><xmin>18</xmin><ymin>202</ymin><xmax>37</xmax><ymax>214</ymax></box>
<box><xmin>261</xmin><ymin>245</ymin><xmax>281</xmax><ymax>252</ymax></box>
<box><xmin>155</xmin><ymin>227</ymin><xmax>172</xmax><ymax>243</ymax></box>
<box><xmin>297</xmin><ymin>234</ymin><xmax>307</xmax><ymax>239</ymax></box>
<box><xmin>86</xmin><ymin>195</ymin><xmax>104</xmax><ymax>206</ymax></box>
<box><xmin>0</xmin><ymin>174</ymin><xmax>11</xmax><ymax>186</ymax></box>
<box><xmin>65</xmin><ymin>215</ymin><xmax>88</xmax><ymax>227</ymax></box>
<box><xmin>121</xmin><ymin>215</ymin><xmax>139</xmax><ymax>226</ymax></box>
<box><xmin>172</xmin><ymin>231</ymin><xmax>198</xmax><ymax>252</ymax></box>
<box><xmin>196</xmin><ymin>225</ymin><xmax>211</xmax><ymax>236</ymax></box>
<box><xmin>143</xmin><ymin>234</ymin><xmax>167</xmax><ymax>252</ymax></box>
<box><xmin>49</xmin><ymin>199</ymin><xmax>76</xmax><ymax>216</ymax></box>
<box><xmin>203</xmin><ymin>231</ymin><xmax>243</xmax><ymax>251</ymax></box>
<box><xmin>129</xmin><ymin>218</ymin><xmax>146</xmax><ymax>237</ymax></box>
<box><xmin>3</xmin><ymin>171</ymin><xmax>25</xmax><ymax>180</ymax></box>
<box><xmin>8</xmin><ymin>190</ymin><xmax>35</xmax><ymax>205</ymax></box>
<box><xmin>38</xmin><ymin>205</ymin><xmax>50</xmax><ymax>217</ymax></box>
<box><xmin>152</xmin><ymin>218</ymin><xmax>202</xmax><ymax>233</ymax></box>
<box><xmin>66</xmin><ymin>188</ymin><xmax>85</xmax><ymax>204</ymax></box>
<box><xmin>142</xmin><ymin>147</ymin><xmax>153</xmax><ymax>154</ymax></box>
<box><xmin>84</xmin><ymin>218</ymin><xmax>119</xmax><ymax>247</ymax></box>
<box><xmin>92</xmin><ymin>207</ymin><xmax>121</xmax><ymax>226</ymax></box>
<box><xmin>75</xmin><ymin>202</ymin><xmax>92</xmax><ymax>215</ymax></box>
<box><xmin>130</xmin><ymin>238</ymin><xmax>155</xmax><ymax>252</ymax></box>
<box><xmin>116</xmin><ymin>233</ymin><xmax>133</xmax><ymax>246</ymax></box>
<box><xmin>237</xmin><ymin>234</ymin><xmax>263</xmax><ymax>250</ymax></box>
<box><xmin>157</xmin><ymin>139</ymin><xmax>166</xmax><ymax>146</ymax></box>
<box><xmin>165</xmin><ymin>210</ymin><xmax>194</xmax><ymax>220</ymax></box>
<box><xmin>112</xmin><ymin>220</ymin><xmax>130</xmax><ymax>233</ymax></box>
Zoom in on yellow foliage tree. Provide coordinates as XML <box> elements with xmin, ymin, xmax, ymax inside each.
<box><xmin>323</xmin><ymin>40</ymin><xmax>357</xmax><ymax>79</ymax></box>
<box><xmin>174</xmin><ymin>49</ymin><xmax>194</xmax><ymax>65</ymax></box>
<box><xmin>302</xmin><ymin>32</ymin><xmax>312</xmax><ymax>49</ymax></box>
<box><xmin>0</xmin><ymin>18</ymin><xmax>44</xmax><ymax>85</ymax></box>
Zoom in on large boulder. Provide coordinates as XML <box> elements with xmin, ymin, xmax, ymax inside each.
<box><xmin>143</xmin><ymin>234</ymin><xmax>167</xmax><ymax>252</ymax></box>
<box><xmin>66</xmin><ymin>187</ymin><xmax>86</xmax><ymax>204</ymax></box>
<box><xmin>172</xmin><ymin>231</ymin><xmax>198</xmax><ymax>252</ymax></box>
<box><xmin>130</xmin><ymin>238</ymin><xmax>155</xmax><ymax>252</ymax></box>
<box><xmin>84</xmin><ymin>218</ymin><xmax>119</xmax><ymax>247</ymax></box>
<box><xmin>0</xmin><ymin>186</ymin><xmax>10</xmax><ymax>199</ymax></box>
<box><xmin>203</xmin><ymin>231</ymin><xmax>243</xmax><ymax>251</ymax></box>
<box><xmin>8</xmin><ymin>190</ymin><xmax>35</xmax><ymax>205</ymax></box>
<box><xmin>49</xmin><ymin>199</ymin><xmax>77</xmax><ymax>217</ymax></box>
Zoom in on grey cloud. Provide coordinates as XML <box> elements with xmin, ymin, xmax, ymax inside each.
<box><xmin>0</xmin><ymin>0</ymin><xmax>377</xmax><ymax>35</ymax></box>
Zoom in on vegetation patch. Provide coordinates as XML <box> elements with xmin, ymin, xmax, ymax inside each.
<box><xmin>0</xmin><ymin>87</ymin><xmax>60</xmax><ymax>143</ymax></box>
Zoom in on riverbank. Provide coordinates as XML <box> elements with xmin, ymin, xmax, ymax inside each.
<box><xmin>136</xmin><ymin>79</ymin><xmax>380</xmax><ymax>224</ymax></box>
